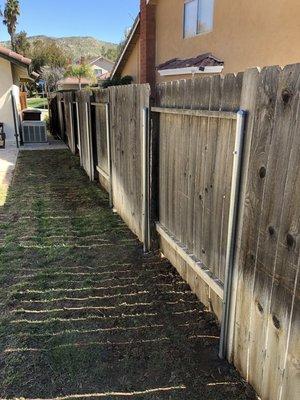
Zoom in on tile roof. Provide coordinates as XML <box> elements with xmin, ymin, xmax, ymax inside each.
<box><xmin>0</xmin><ymin>45</ymin><xmax>31</xmax><ymax>66</ymax></box>
<box><xmin>157</xmin><ymin>53</ymin><xmax>223</xmax><ymax>70</ymax></box>
<box><xmin>98</xmin><ymin>71</ymin><xmax>111</xmax><ymax>80</ymax></box>
<box><xmin>57</xmin><ymin>77</ymin><xmax>92</xmax><ymax>85</ymax></box>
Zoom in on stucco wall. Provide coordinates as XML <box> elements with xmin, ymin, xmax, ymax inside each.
<box><xmin>121</xmin><ymin>37</ymin><xmax>140</xmax><ymax>83</ymax></box>
<box><xmin>155</xmin><ymin>0</ymin><xmax>300</xmax><ymax>81</ymax></box>
<box><xmin>0</xmin><ymin>58</ymin><xmax>16</xmax><ymax>143</ymax></box>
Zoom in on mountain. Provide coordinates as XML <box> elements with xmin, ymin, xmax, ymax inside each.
<box><xmin>1</xmin><ymin>35</ymin><xmax>119</xmax><ymax>61</ymax></box>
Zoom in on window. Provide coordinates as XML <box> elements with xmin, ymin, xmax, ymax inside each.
<box><xmin>184</xmin><ymin>0</ymin><xmax>214</xmax><ymax>38</ymax></box>
<box><xmin>94</xmin><ymin>68</ymin><xmax>103</xmax><ymax>76</ymax></box>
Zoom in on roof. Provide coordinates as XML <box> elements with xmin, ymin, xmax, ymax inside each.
<box><xmin>57</xmin><ymin>77</ymin><xmax>92</xmax><ymax>86</ymax></box>
<box><xmin>0</xmin><ymin>45</ymin><xmax>31</xmax><ymax>67</ymax></box>
<box><xmin>98</xmin><ymin>71</ymin><xmax>111</xmax><ymax>80</ymax></box>
<box><xmin>89</xmin><ymin>56</ymin><xmax>114</xmax><ymax>72</ymax></box>
<box><xmin>111</xmin><ymin>15</ymin><xmax>140</xmax><ymax>78</ymax></box>
<box><xmin>157</xmin><ymin>53</ymin><xmax>224</xmax><ymax>70</ymax></box>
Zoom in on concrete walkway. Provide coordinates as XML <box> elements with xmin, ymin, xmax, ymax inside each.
<box><xmin>0</xmin><ymin>143</ymin><xmax>19</xmax><ymax>205</ymax></box>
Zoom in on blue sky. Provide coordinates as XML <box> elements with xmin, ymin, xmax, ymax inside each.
<box><xmin>0</xmin><ymin>0</ymin><xmax>140</xmax><ymax>43</ymax></box>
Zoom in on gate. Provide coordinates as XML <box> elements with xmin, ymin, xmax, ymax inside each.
<box><xmin>153</xmin><ymin>75</ymin><xmax>243</xmax><ymax>322</ymax></box>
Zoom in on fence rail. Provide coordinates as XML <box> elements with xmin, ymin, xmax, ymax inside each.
<box><xmin>49</xmin><ymin>63</ymin><xmax>300</xmax><ymax>400</ymax></box>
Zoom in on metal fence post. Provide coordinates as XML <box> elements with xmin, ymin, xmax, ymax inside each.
<box><xmin>142</xmin><ymin>106</ymin><xmax>151</xmax><ymax>252</ymax></box>
<box><xmin>85</xmin><ymin>102</ymin><xmax>94</xmax><ymax>181</ymax></box>
<box><xmin>105</xmin><ymin>102</ymin><xmax>113</xmax><ymax>208</ymax></box>
<box><xmin>75</xmin><ymin>101</ymin><xmax>82</xmax><ymax>166</ymax></box>
<box><xmin>219</xmin><ymin>109</ymin><xmax>247</xmax><ymax>359</ymax></box>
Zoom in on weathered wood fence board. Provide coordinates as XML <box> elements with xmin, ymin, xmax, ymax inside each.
<box><xmin>49</xmin><ymin>94</ymin><xmax>60</xmax><ymax>137</ymax></box>
<box><xmin>155</xmin><ymin>74</ymin><xmax>243</xmax><ymax>317</ymax></box>
<box><xmin>50</xmin><ymin>64</ymin><xmax>300</xmax><ymax>400</ymax></box>
<box><xmin>76</xmin><ymin>90</ymin><xmax>94</xmax><ymax>180</ymax></box>
<box><xmin>232</xmin><ymin>64</ymin><xmax>300</xmax><ymax>400</ymax></box>
<box><xmin>109</xmin><ymin>84</ymin><xmax>150</xmax><ymax>241</ymax></box>
<box><xmin>93</xmin><ymin>90</ymin><xmax>109</xmax><ymax>186</ymax></box>
<box><xmin>91</xmin><ymin>89</ymin><xmax>110</xmax><ymax>192</ymax></box>
<box><xmin>62</xmin><ymin>92</ymin><xmax>76</xmax><ymax>154</ymax></box>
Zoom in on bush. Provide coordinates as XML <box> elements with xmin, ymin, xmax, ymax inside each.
<box><xmin>44</xmin><ymin>114</ymin><xmax>50</xmax><ymax>132</ymax></box>
<box><xmin>101</xmin><ymin>75</ymin><xmax>133</xmax><ymax>88</ymax></box>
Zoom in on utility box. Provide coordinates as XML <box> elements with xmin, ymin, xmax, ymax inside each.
<box><xmin>23</xmin><ymin>109</ymin><xmax>42</xmax><ymax>121</ymax></box>
<box><xmin>22</xmin><ymin>121</ymin><xmax>47</xmax><ymax>143</ymax></box>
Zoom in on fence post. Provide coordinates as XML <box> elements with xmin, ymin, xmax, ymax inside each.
<box><xmin>142</xmin><ymin>106</ymin><xmax>151</xmax><ymax>252</ymax></box>
<box><xmin>75</xmin><ymin>100</ymin><xmax>82</xmax><ymax>166</ymax></box>
<box><xmin>85</xmin><ymin>101</ymin><xmax>94</xmax><ymax>181</ymax></box>
<box><xmin>69</xmin><ymin>101</ymin><xmax>75</xmax><ymax>154</ymax></box>
<box><xmin>149</xmin><ymin>103</ymin><xmax>160</xmax><ymax>250</ymax></box>
<box><xmin>219</xmin><ymin>109</ymin><xmax>247</xmax><ymax>359</ymax></box>
<box><xmin>105</xmin><ymin>102</ymin><xmax>113</xmax><ymax>208</ymax></box>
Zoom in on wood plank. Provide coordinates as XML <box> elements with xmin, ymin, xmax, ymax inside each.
<box><xmin>151</xmin><ymin>106</ymin><xmax>237</xmax><ymax>119</ymax></box>
<box><xmin>107</xmin><ymin>84</ymin><xmax>150</xmax><ymax>242</ymax></box>
<box><xmin>202</xmin><ymin>75</ymin><xmax>221</xmax><ymax>270</ymax></box>
<box><xmin>232</xmin><ymin>66</ymin><xmax>279</xmax><ymax>375</ymax></box>
<box><xmin>178</xmin><ymin>80</ymin><xmax>190</xmax><ymax>246</ymax></box>
<box><xmin>258</xmin><ymin>65</ymin><xmax>300</xmax><ymax>399</ymax></box>
<box><xmin>280</xmin><ymin>269</ymin><xmax>299</xmax><ymax>400</ymax></box>
<box><xmin>93</xmin><ymin>89</ymin><xmax>109</xmax><ymax>175</ymax></box>
<box><xmin>156</xmin><ymin>222</ymin><xmax>224</xmax><ymax>299</ymax></box>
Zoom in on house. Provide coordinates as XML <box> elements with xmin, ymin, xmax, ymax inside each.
<box><xmin>112</xmin><ymin>0</ymin><xmax>300</xmax><ymax>87</ymax></box>
<box><xmin>57</xmin><ymin>77</ymin><xmax>92</xmax><ymax>91</ymax></box>
<box><xmin>0</xmin><ymin>45</ymin><xmax>32</xmax><ymax>144</ymax></box>
<box><xmin>88</xmin><ymin>56</ymin><xmax>114</xmax><ymax>80</ymax></box>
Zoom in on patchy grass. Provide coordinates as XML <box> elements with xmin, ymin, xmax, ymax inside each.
<box><xmin>27</xmin><ymin>97</ymin><xmax>48</xmax><ymax>109</ymax></box>
<box><xmin>0</xmin><ymin>150</ymin><xmax>257</xmax><ymax>399</ymax></box>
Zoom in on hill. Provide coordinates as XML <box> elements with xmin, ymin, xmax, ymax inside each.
<box><xmin>1</xmin><ymin>35</ymin><xmax>119</xmax><ymax>61</ymax></box>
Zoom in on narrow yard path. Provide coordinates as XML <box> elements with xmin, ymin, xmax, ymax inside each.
<box><xmin>0</xmin><ymin>150</ymin><xmax>256</xmax><ymax>399</ymax></box>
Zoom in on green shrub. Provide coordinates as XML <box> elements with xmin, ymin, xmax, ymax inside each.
<box><xmin>101</xmin><ymin>75</ymin><xmax>133</xmax><ymax>88</ymax></box>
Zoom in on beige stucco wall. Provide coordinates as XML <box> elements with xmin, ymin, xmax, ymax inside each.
<box><xmin>121</xmin><ymin>37</ymin><xmax>140</xmax><ymax>82</ymax></box>
<box><xmin>0</xmin><ymin>58</ymin><xmax>17</xmax><ymax>143</ymax></box>
<box><xmin>156</xmin><ymin>0</ymin><xmax>300</xmax><ymax>81</ymax></box>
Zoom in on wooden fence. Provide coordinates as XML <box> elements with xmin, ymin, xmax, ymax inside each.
<box><xmin>154</xmin><ymin>74</ymin><xmax>243</xmax><ymax>319</ymax></box>
<box><xmin>50</xmin><ymin>63</ymin><xmax>300</xmax><ymax>400</ymax></box>
<box><xmin>52</xmin><ymin>85</ymin><xmax>150</xmax><ymax>242</ymax></box>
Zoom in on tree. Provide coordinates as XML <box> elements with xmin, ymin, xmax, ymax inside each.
<box><xmin>100</xmin><ymin>45</ymin><xmax>119</xmax><ymax>62</ymax></box>
<box><xmin>3</xmin><ymin>0</ymin><xmax>20</xmax><ymax>51</ymax></box>
<box><xmin>29</xmin><ymin>39</ymin><xmax>68</xmax><ymax>72</ymax></box>
<box><xmin>64</xmin><ymin>64</ymin><xmax>94</xmax><ymax>90</ymax></box>
<box><xmin>14</xmin><ymin>30</ymin><xmax>30</xmax><ymax>56</ymax></box>
<box><xmin>40</xmin><ymin>66</ymin><xmax>65</xmax><ymax>93</ymax></box>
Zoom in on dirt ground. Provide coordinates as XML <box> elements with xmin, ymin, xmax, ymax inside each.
<box><xmin>0</xmin><ymin>150</ymin><xmax>257</xmax><ymax>399</ymax></box>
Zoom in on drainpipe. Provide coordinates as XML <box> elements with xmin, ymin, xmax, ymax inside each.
<box><xmin>11</xmin><ymin>89</ymin><xmax>20</xmax><ymax>148</ymax></box>
<box><xmin>219</xmin><ymin>109</ymin><xmax>247</xmax><ymax>360</ymax></box>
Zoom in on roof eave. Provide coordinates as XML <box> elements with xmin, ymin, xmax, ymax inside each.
<box><xmin>0</xmin><ymin>52</ymin><xmax>31</xmax><ymax>70</ymax></box>
<box><xmin>111</xmin><ymin>16</ymin><xmax>140</xmax><ymax>78</ymax></box>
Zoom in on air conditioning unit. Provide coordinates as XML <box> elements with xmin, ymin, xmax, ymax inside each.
<box><xmin>22</xmin><ymin>121</ymin><xmax>47</xmax><ymax>143</ymax></box>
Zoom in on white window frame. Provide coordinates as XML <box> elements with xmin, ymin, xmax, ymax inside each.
<box><xmin>183</xmin><ymin>0</ymin><xmax>214</xmax><ymax>38</ymax></box>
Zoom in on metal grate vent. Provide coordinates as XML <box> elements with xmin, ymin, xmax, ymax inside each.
<box><xmin>22</xmin><ymin>121</ymin><xmax>47</xmax><ymax>143</ymax></box>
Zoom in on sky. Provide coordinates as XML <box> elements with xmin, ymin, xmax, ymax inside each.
<box><xmin>0</xmin><ymin>0</ymin><xmax>140</xmax><ymax>43</ymax></box>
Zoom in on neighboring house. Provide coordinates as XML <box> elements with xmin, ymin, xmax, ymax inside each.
<box><xmin>0</xmin><ymin>46</ymin><xmax>32</xmax><ymax>144</ymax></box>
<box><xmin>88</xmin><ymin>56</ymin><xmax>114</xmax><ymax>80</ymax></box>
<box><xmin>112</xmin><ymin>0</ymin><xmax>300</xmax><ymax>87</ymax></box>
<box><xmin>57</xmin><ymin>77</ymin><xmax>92</xmax><ymax>91</ymax></box>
